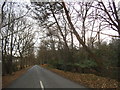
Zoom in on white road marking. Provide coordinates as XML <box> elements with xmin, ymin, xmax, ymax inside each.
<box><xmin>40</xmin><ymin>80</ymin><xmax>44</xmax><ymax>90</ymax></box>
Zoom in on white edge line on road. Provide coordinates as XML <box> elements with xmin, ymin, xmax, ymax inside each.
<box><xmin>40</xmin><ymin>80</ymin><xmax>44</xmax><ymax>90</ymax></box>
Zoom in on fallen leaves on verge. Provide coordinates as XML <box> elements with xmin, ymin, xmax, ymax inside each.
<box><xmin>42</xmin><ymin>65</ymin><xmax>119</xmax><ymax>88</ymax></box>
<box><xmin>2</xmin><ymin>66</ymin><xmax>32</xmax><ymax>88</ymax></box>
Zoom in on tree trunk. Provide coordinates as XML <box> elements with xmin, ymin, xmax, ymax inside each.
<box><xmin>20</xmin><ymin>54</ymin><xmax>24</xmax><ymax>69</ymax></box>
<box><xmin>2</xmin><ymin>38</ymin><xmax>5</xmax><ymax>75</ymax></box>
<box><xmin>49</xmin><ymin>3</ymin><xmax>71</xmax><ymax>71</ymax></box>
<box><xmin>62</xmin><ymin>2</ymin><xmax>104</xmax><ymax>73</ymax></box>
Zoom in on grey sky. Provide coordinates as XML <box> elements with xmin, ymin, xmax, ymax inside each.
<box><xmin>0</xmin><ymin>0</ymin><xmax>120</xmax><ymax>49</ymax></box>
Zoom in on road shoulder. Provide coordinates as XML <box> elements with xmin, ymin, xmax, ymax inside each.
<box><xmin>2</xmin><ymin>66</ymin><xmax>32</xmax><ymax>88</ymax></box>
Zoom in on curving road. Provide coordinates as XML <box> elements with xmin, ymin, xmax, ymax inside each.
<box><xmin>6</xmin><ymin>65</ymin><xmax>90</xmax><ymax>89</ymax></box>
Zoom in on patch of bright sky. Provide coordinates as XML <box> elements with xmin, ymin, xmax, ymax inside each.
<box><xmin>31</xmin><ymin>0</ymin><xmax>120</xmax><ymax>47</ymax></box>
<box><xmin>0</xmin><ymin>0</ymin><xmax>120</xmax><ymax>49</ymax></box>
<box><xmin>66</xmin><ymin>0</ymin><xmax>119</xmax><ymax>45</ymax></box>
<box><xmin>5</xmin><ymin>0</ymin><xmax>30</xmax><ymax>3</ymax></box>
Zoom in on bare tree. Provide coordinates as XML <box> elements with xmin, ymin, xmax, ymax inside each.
<box><xmin>94</xmin><ymin>0</ymin><xmax>120</xmax><ymax>36</ymax></box>
<box><xmin>62</xmin><ymin>2</ymin><xmax>104</xmax><ymax>71</ymax></box>
<box><xmin>1</xmin><ymin>2</ymin><xmax>35</xmax><ymax>74</ymax></box>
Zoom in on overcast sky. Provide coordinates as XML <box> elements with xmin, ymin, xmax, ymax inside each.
<box><xmin>0</xmin><ymin>0</ymin><xmax>120</xmax><ymax>50</ymax></box>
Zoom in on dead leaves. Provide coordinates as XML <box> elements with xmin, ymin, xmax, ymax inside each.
<box><xmin>2</xmin><ymin>66</ymin><xmax>31</xmax><ymax>88</ymax></box>
<box><xmin>46</xmin><ymin>67</ymin><xmax>119</xmax><ymax>88</ymax></box>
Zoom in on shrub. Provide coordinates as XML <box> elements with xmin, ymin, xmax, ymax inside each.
<box><xmin>75</xmin><ymin>60</ymin><xmax>97</xmax><ymax>68</ymax></box>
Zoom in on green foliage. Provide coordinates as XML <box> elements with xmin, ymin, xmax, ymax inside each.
<box><xmin>37</xmin><ymin>38</ymin><xmax>119</xmax><ymax>69</ymax></box>
<box><xmin>37</xmin><ymin>38</ymin><xmax>119</xmax><ymax>81</ymax></box>
<box><xmin>48</xmin><ymin>60</ymin><xmax>64</xmax><ymax>70</ymax></box>
<box><xmin>74</xmin><ymin>60</ymin><xmax>97</xmax><ymax>68</ymax></box>
<box><xmin>95</xmin><ymin>39</ymin><xmax>119</xmax><ymax>67</ymax></box>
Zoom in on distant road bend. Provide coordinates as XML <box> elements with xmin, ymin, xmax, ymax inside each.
<box><xmin>6</xmin><ymin>65</ymin><xmax>89</xmax><ymax>89</ymax></box>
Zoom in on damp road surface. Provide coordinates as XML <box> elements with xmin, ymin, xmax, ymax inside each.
<box><xmin>7</xmin><ymin>65</ymin><xmax>90</xmax><ymax>89</ymax></box>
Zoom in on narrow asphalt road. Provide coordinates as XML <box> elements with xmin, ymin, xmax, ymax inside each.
<box><xmin>7</xmin><ymin>65</ymin><xmax>90</xmax><ymax>89</ymax></box>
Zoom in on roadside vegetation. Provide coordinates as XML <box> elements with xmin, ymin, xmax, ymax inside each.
<box><xmin>38</xmin><ymin>39</ymin><xmax>119</xmax><ymax>82</ymax></box>
<box><xmin>42</xmin><ymin>64</ymin><xmax>119</xmax><ymax>88</ymax></box>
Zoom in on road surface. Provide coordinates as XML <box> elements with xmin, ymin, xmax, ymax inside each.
<box><xmin>6</xmin><ymin>65</ymin><xmax>90</xmax><ymax>89</ymax></box>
